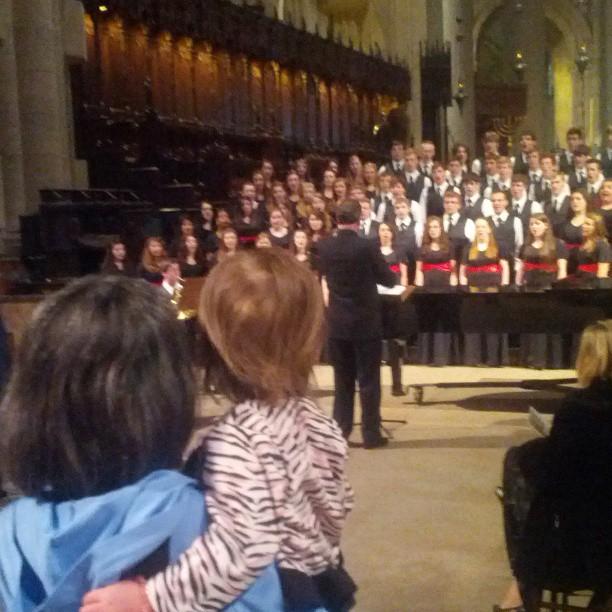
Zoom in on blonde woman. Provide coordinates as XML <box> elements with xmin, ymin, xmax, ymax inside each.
<box><xmin>460</xmin><ymin>218</ymin><xmax>509</xmax><ymax>366</ymax></box>
<box><xmin>495</xmin><ymin>320</ymin><xmax>612</xmax><ymax>612</ymax></box>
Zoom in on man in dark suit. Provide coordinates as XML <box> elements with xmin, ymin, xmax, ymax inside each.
<box><xmin>317</xmin><ymin>200</ymin><xmax>396</xmax><ymax>448</ymax></box>
<box><xmin>378</xmin><ymin>140</ymin><xmax>407</xmax><ymax>187</ymax></box>
<box><xmin>557</xmin><ymin>127</ymin><xmax>583</xmax><ymax>174</ymax></box>
<box><xmin>358</xmin><ymin>199</ymin><xmax>380</xmax><ymax>241</ymax></box>
<box><xmin>568</xmin><ymin>144</ymin><xmax>590</xmax><ymax>191</ymax></box>
<box><xmin>545</xmin><ymin>173</ymin><xmax>571</xmax><ymax>237</ymax></box>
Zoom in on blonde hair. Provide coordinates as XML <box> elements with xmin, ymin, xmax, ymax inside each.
<box><xmin>576</xmin><ymin>320</ymin><xmax>612</xmax><ymax>387</ymax></box>
<box><xmin>199</xmin><ymin>249</ymin><xmax>325</xmax><ymax>403</ymax></box>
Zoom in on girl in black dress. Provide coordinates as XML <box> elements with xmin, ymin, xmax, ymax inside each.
<box><xmin>267</xmin><ymin>208</ymin><xmax>292</xmax><ymax>249</ymax></box>
<box><xmin>320</xmin><ymin>169</ymin><xmax>337</xmax><ymax>211</ymax></box>
<box><xmin>234</xmin><ymin>199</ymin><xmax>264</xmax><ymax>248</ymax></box>
<box><xmin>138</xmin><ymin>237</ymin><xmax>167</xmax><ymax>284</ymax></box>
<box><xmin>571</xmin><ymin>213</ymin><xmax>610</xmax><ymax>284</ymax></box>
<box><xmin>100</xmin><ymin>240</ymin><xmax>136</xmax><ymax>277</ymax></box>
<box><xmin>460</xmin><ymin>218</ymin><xmax>510</xmax><ymax>366</ymax></box>
<box><xmin>415</xmin><ymin>216</ymin><xmax>459</xmax><ymax>366</ymax></box>
<box><xmin>516</xmin><ymin>214</ymin><xmax>568</xmax><ymax>368</ymax></box>
<box><xmin>379</xmin><ymin>222</ymin><xmax>407</xmax><ymax>395</ymax></box>
<box><xmin>177</xmin><ymin>235</ymin><xmax>207</xmax><ymax>278</ymax></box>
<box><xmin>559</xmin><ymin>190</ymin><xmax>589</xmax><ymax>274</ymax></box>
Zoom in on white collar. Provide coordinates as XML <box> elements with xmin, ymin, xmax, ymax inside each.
<box><xmin>513</xmin><ymin>195</ymin><xmax>527</xmax><ymax>207</ymax></box>
<box><xmin>465</xmin><ymin>194</ymin><xmax>480</xmax><ymax>204</ymax></box>
<box><xmin>445</xmin><ymin>212</ymin><xmax>460</xmax><ymax>222</ymax></box>
<box><xmin>494</xmin><ymin>210</ymin><xmax>509</xmax><ymax>221</ymax></box>
<box><xmin>396</xmin><ymin>216</ymin><xmax>411</xmax><ymax>227</ymax></box>
<box><xmin>162</xmin><ymin>281</ymin><xmax>175</xmax><ymax>295</ymax></box>
<box><xmin>434</xmin><ymin>181</ymin><xmax>448</xmax><ymax>192</ymax></box>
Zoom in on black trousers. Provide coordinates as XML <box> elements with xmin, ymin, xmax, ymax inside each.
<box><xmin>328</xmin><ymin>336</ymin><xmax>382</xmax><ymax>443</ymax></box>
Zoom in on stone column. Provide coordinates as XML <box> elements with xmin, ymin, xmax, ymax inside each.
<box><xmin>12</xmin><ymin>0</ymin><xmax>75</xmax><ymax>215</ymax></box>
<box><xmin>517</xmin><ymin>2</ymin><xmax>552</xmax><ymax>149</ymax></box>
<box><xmin>0</xmin><ymin>0</ymin><xmax>27</xmax><ymax>248</ymax></box>
<box><xmin>445</xmin><ymin>0</ymin><xmax>476</xmax><ymax>154</ymax></box>
<box><xmin>600</xmin><ymin>0</ymin><xmax>612</xmax><ymax>132</ymax></box>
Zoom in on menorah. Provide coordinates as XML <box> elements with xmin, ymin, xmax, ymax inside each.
<box><xmin>492</xmin><ymin>115</ymin><xmax>525</xmax><ymax>151</ymax></box>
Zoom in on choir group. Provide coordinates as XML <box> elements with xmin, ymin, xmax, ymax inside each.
<box><xmin>100</xmin><ymin>127</ymin><xmax>612</xmax><ymax>370</ymax></box>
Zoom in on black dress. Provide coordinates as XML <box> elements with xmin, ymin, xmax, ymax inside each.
<box><xmin>558</xmin><ymin>221</ymin><xmax>583</xmax><ymax>274</ymax></box>
<box><xmin>462</xmin><ymin>249</ymin><xmax>508</xmax><ymax>366</ymax></box>
<box><xmin>501</xmin><ymin>380</ymin><xmax>612</xmax><ymax>605</ymax></box>
<box><xmin>139</xmin><ymin>266</ymin><xmax>162</xmax><ymax>284</ymax></box>
<box><xmin>600</xmin><ymin>207</ymin><xmax>612</xmax><ymax>240</ymax></box>
<box><xmin>268</xmin><ymin>230</ymin><xmax>292</xmax><ymax>249</ymax></box>
<box><xmin>180</xmin><ymin>261</ymin><xmax>206</xmax><ymax>278</ymax></box>
<box><xmin>416</xmin><ymin>247</ymin><xmax>459</xmax><ymax>366</ymax></box>
<box><xmin>573</xmin><ymin>239</ymin><xmax>610</xmax><ymax>285</ymax></box>
<box><xmin>518</xmin><ymin>240</ymin><xmax>568</xmax><ymax>368</ymax></box>
<box><xmin>381</xmin><ymin>249</ymin><xmax>405</xmax><ymax>391</ymax></box>
<box><xmin>101</xmin><ymin>261</ymin><xmax>137</xmax><ymax>277</ymax></box>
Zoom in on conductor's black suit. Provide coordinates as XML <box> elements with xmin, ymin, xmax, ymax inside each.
<box><xmin>317</xmin><ymin>229</ymin><xmax>396</xmax><ymax>445</ymax></box>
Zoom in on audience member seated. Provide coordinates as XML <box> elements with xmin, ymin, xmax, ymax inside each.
<box><xmin>139</xmin><ymin>237</ymin><xmax>167</xmax><ymax>284</ymax></box>
<box><xmin>495</xmin><ymin>320</ymin><xmax>612</xmax><ymax>612</ymax></box>
<box><xmin>0</xmin><ymin>275</ymin><xmax>283</xmax><ymax>611</ymax></box>
<box><xmin>100</xmin><ymin>239</ymin><xmax>137</xmax><ymax>277</ymax></box>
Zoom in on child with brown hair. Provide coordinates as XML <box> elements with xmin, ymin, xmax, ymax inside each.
<box><xmin>82</xmin><ymin>249</ymin><xmax>355</xmax><ymax>612</ymax></box>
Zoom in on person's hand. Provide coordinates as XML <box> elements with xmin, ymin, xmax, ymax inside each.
<box><xmin>80</xmin><ymin>579</ymin><xmax>153</xmax><ymax>612</ymax></box>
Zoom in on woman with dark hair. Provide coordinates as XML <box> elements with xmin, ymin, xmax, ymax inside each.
<box><xmin>321</xmin><ymin>169</ymin><xmax>337</xmax><ymax>208</ymax></box>
<box><xmin>451</xmin><ymin>142</ymin><xmax>470</xmax><ymax>174</ymax></box>
<box><xmin>306</xmin><ymin>210</ymin><xmax>330</xmax><ymax>244</ymax></box>
<box><xmin>209</xmin><ymin>228</ymin><xmax>239</xmax><ymax>268</ymax></box>
<box><xmin>415</xmin><ymin>216</ymin><xmax>459</xmax><ymax>366</ymax></box>
<box><xmin>517</xmin><ymin>214</ymin><xmax>568</xmax><ymax>369</ymax></box>
<box><xmin>460</xmin><ymin>218</ymin><xmax>510</xmax><ymax>366</ymax></box>
<box><xmin>0</xmin><ymin>276</ymin><xmax>281</xmax><ymax>611</ymax></box>
<box><xmin>558</xmin><ymin>190</ymin><xmax>590</xmax><ymax>274</ymax></box>
<box><xmin>170</xmin><ymin>215</ymin><xmax>195</xmax><ymax>256</ymax></box>
<box><xmin>286</xmin><ymin>170</ymin><xmax>304</xmax><ymax>215</ymax></box>
<box><xmin>177</xmin><ymin>235</ymin><xmax>207</xmax><ymax>278</ymax></box>
<box><xmin>378</xmin><ymin>222</ymin><xmax>407</xmax><ymax>396</ymax></box>
<box><xmin>82</xmin><ymin>250</ymin><xmax>355</xmax><ymax>612</ymax></box>
<box><xmin>363</xmin><ymin>162</ymin><xmax>379</xmax><ymax>202</ymax></box>
<box><xmin>347</xmin><ymin>154</ymin><xmax>364</xmax><ymax>188</ymax></box>
<box><xmin>139</xmin><ymin>237</ymin><xmax>167</xmax><ymax>284</ymax></box>
<box><xmin>100</xmin><ymin>240</ymin><xmax>136</xmax><ymax>276</ymax></box>
<box><xmin>234</xmin><ymin>198</ymin><xmax>265</xmax><ymax>248</ymax></box>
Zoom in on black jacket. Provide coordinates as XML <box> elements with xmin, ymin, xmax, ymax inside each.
<box><xmin>519</xmin><ymin>380</ymin><xmax>612</xmax><ymax>589</ymax></box>
<box><xmin>317</xmin><ymin>230</ymin><xmax>396</xmax><ymax>339</ymax></box>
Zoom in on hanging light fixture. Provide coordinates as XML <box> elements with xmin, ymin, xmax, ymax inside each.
<box><xmin>513</xmin><ymin>50</ymin><xmax>527</xmax><ymax>79</ymax></box>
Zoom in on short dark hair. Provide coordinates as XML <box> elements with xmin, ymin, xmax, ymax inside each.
<box><xmin>586</xmin><ymin>158</ymin><xmax>601</xmax><ymax>168</ymax></box>
<box><xmin>574</xmin><ymin>144</ymin><xmax>591</xmax><ymax>157</ymax></box>
<box><xmin>464</xmin><ymin>172</ymin><xmax>481</xmax><ymax>184</ymax></box>
<box><xmin>512</xmin><ymin>174</ymin><xmax>529</xmax><ymax>186</ymax></box>
<box><xmin>336</xmin><ymin>199</ymin><xmax>361</xmax><ymax>224</ymax></box>
<box><xmin>1</xmin><ymin>276</ymin><xmax>195</xmax><ymax>501</ymax></box>
<box><xmin>567</xmin><ymin>127</ymin><xmax>583</xmax><ymax>138</ymax></box>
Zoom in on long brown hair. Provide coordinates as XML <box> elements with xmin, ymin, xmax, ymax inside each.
<box><xmin>469</xmin><ymin>218</ymin><xmax>499</xmax><ymax>259</ymax></box>
<box><xmin>581</xmin><ymin>212</ymin><xmax>607</xmax><ymax>253</ymax></box>
<box><xmin>177</xmin><ymin>235</ymin><xmax>206</xmax><ymax>267</ymax></box>
<box><xmin>422</xmin><ymin>216</ymin><xmax>450</xmax><ymax>253</ymax></box>
<box><xmin>526</xmin><ymin>213</ymin><xmax>556</xmax><ymax>261</ymax></box>
<box><xmin>141</xmin><ymin>237</ymin><xmax>167</xmax><ymax>273</ymax></box>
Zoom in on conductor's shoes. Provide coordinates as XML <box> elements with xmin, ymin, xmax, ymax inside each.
<box><xmin>363</xmin><ymin>436</ymin><xmax>389</xmax><ymax>449</ymax></box>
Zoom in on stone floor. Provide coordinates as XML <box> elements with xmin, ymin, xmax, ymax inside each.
<box><xmin>200</xmin><ymin>364</ymin><xmax>578</xmax><ymax>612</ymax></box>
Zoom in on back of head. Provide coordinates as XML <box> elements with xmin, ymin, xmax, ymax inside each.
<box><xmin>336</xmin><ymin>199</ymin><xmax>361</xmax><ymax>225</ymax></box>
<box><xmin>199</xmin><ymin>249</ymin><xmax>324</xmax><ymax>404</ymax></box>
<box><xmin>1</xmin><ymin>275</ymin><xmax>195</xmax><ymax>501</ymax></box>
<box><xmin>576</xmin><ymin>320</ymin><xmax>612</xmax><ymax>387</ymax></box>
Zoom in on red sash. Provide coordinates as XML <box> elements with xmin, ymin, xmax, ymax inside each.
<box><xmin>466</xmin><ymin>264</ymin><xmax>502</xmax><ymax>274</ymax></box>
<box><xmin>565</xmin><ymin>242</ymin><xmax>581</xmax><ymax>249</ymax></box>
<box><xmin>578</xmin><ymin>263</ymin><xmax>598</xmax><ymax>273</ymax></box>
<box><xmin>422</xmin><ymin>262</ymin><xmax>452</xmax><ymax>273</ymax></box>
<box><xmin>523</xmin><ymin>262</ymin><xmax>557</xmax><ymax>273</ymax></box>
<box><xmin>388</xmin><ymin>264</ymin><xmax>401</xmax><ymax>274</ymax></box>
<box><xmin>239</xmin><ymin>235</ymin><xmax>258</xmax><ymax>244</ymax></box>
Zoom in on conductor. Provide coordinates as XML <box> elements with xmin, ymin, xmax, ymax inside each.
<box><xmin>318</xmin><ymin>200</ymin><xmax>397</xmax><ymax>448</ymax></box>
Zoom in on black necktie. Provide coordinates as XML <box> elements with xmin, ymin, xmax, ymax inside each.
<box><xmin>400</xmin><ymin>222</ymin><xmax>407</xmax><ymax>231</ymax></box>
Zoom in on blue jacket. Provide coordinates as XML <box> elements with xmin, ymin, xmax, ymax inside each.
<box><xmin>0</xmin><ymin>470</ymin><xmax>283</xmax><ymax>612</ymax></box>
